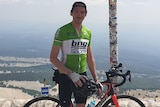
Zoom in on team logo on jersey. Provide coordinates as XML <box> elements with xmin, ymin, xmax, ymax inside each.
<box><xmin>66</xmin><ymin>32</ymin><xmax>76</xmax><ymax>37</ymax></box>
<box><xmin>62</xmin><ymin>39</ymin><xmax>89</xmax><ymax>54</ymax></box>
<box><xmin>71</xmin><ymin>40</ymin><xmax>88</xmax><ymax>54</ymax></box>
<box><xmin>71</xmin><ymin>40</ymin><xmax>88</xmax><ymax>47</ymax></box>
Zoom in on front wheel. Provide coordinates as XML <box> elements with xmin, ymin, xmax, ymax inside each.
<box><xmin>102</xmin><ymin>95</ymin><xmax>145</xmax><ymax>107</ymax></box>
<box><xmin>23</xmin><ymin>96</ymin><xmax>61</xmax><ymax>107</ymax></box>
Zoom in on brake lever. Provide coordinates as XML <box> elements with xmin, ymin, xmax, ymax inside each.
<box><xmin>113</xmin><ymin>63</ymin><xmax>123</xmax><ymax>72</ymax></box>
<box><xmin>127</xmin><ymin>70</ymin><xmax>131</xmax><ymax>82</ymax></box>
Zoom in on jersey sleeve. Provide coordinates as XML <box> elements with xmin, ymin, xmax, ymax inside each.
<box><xmin>53</xmin><ymin>28</ymin><xmax>63</xmax><ymax>46</ymax></box>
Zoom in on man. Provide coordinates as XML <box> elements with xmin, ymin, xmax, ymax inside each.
<box><xmin>50</xmin><ymin>1</ymin><xmax>102</xmax><ymax>107</ymax></box>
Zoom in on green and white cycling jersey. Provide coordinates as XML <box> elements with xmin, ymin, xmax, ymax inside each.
<box><xmin>53</xmin><ymin>23</ymin><xmax>92</xmax><ymax>73</ymax></box>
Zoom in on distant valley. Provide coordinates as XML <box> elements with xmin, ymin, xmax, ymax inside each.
<box><xmin>0</xmin><ymin>56</ymin><xmax>160</xmax><ymax>90</ymax></box>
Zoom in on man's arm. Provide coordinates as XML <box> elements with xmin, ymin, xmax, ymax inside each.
<box><xmin>87</xmin><ymin>46</ymin><xmax>103</xmax><ymax>91</ymax></box>
<box><xmin>87</xmin><ymin>46</ymin><xmax>98</xmax><ymax>82</ymax></box>
<box><xmin>50</xmin><ymin>45</ymin><xmax>71</xmax><ymax>75</ymax></box>
<box><xmin>50</xmin><ymin>45</ymin><xmax>84</xmax><ymax>87</ymax></box>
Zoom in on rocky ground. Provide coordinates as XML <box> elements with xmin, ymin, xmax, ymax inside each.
<box><xmin>0</xmin><ymin>88</ymin><xmax>160</xmax><ymax>107</ymax></box>
<box><xmin>0</xmin><ymin>81</ymin><xmax>160</xmax><ymax>107</ymax></box>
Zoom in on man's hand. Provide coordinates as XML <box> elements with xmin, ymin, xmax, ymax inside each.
<box><xmin>96</xmin><ymin>81</ymin><xmax>103</xmax><ymax>94</ymax></box>
<box><xmin>68</xmin><ymin>72</ymin><xmax>85</xmax><ymax>87</ymax></box>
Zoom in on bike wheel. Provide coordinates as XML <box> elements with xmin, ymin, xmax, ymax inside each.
<box><xmin>23</xmin><ymin>96</ymin><xmax>61</xmax><ymax>107</ymax></box>
<box><xmin>102</xmin><ymin>95</ymin><xmax>145</xmax><ymax>107</ymax></box>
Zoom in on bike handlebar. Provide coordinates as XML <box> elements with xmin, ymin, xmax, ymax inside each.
<box><xmin>52</xmin><ymin>63</ymin><xmax>131</xmax><ymax>88</ymax></box>
<box><xmin>105</xmin><ymin>70</ymin><xmax>131</xmax><ymax>87</ymax></box>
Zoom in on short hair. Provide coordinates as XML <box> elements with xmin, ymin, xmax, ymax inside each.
<box><xmin>71</xmin><ymin>1</ymin><xmax>87</xmax><ymax>13</ymax></box>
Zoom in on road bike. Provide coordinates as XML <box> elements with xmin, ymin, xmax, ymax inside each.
<box><xmin>23</xmin><ymin>63</ymin><xmax>145</xmax><ymax>107</ymax></box>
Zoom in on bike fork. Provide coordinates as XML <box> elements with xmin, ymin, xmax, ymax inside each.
<box><xmin>111</xmin><ymin>94</ymin><xmax>119</xmax><ymax>107</ymax></box>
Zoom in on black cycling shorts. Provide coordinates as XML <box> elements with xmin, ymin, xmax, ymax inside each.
<box><xmin>58</xmin><ymin>72</ymin><xmax>87</xmax><ymax>107</ymax></box>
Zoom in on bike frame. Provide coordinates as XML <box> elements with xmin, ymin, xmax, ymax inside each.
<box><xmin>53</xmin><ymin>64</ymin><xmax>130</xmax><ymax>107</ymax></box>
<box><xmin>69</xmin><ymin>74</ymin><xmax>120</xmax><ymax>107</ymax></box>
<box><xmin>94</xmin><ymin>78</ymin><xmax>119</xmax><ymax>107</ymax></box>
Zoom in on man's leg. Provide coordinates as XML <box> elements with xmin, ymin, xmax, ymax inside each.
<box><xmin>59</xmin><ymin>74</ymin><xmax>72</xmax><ymax>107</ymax></box>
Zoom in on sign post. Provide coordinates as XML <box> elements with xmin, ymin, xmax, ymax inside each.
<box><xmin>41</xmin><ymin>78</ymin><xmax>49</xmax><ymax>96</ymax></box>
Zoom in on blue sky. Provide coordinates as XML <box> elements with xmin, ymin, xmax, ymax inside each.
<box><xmin>0</xmin><ymin>0</ymin><xmax>160</xmax><ymax>57</ymax></box>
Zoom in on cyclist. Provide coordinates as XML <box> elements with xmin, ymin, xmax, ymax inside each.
<box><xmin>50</xmin><ymin>1</ymin><xmax>102</xmax><ymax>107</ymax></box>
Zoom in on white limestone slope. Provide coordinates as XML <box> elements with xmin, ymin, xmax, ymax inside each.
<box><xmin>0</xmin><ymin>87</ymin><xmax>160</xmax><ymax>107</ymax></box>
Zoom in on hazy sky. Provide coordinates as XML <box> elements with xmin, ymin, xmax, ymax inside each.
<box><xmin>0</xmin><ymin>0</ymin><xmax>160</xmax><ymax>24</ymax></box>
<box><xmin>0</xmin><ymin>0</ymin><xmax>160</xmax><ymax>57</ymax></box>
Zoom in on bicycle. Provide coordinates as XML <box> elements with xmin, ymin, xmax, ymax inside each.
<box><xmin>23</xmin><ymin>63</ymin><xmax>145</xmax><ymax>107</ymax></box>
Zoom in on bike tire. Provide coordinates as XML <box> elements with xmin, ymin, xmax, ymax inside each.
<box><xmin>23</xmin><ymin>96</ymin><xmax>61</xmax><ymax>107</ymax></box>
<box><xmin>102</xmin><ymin>95</ymin><xmax>145</xmax><ymax>107</ymax></box>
